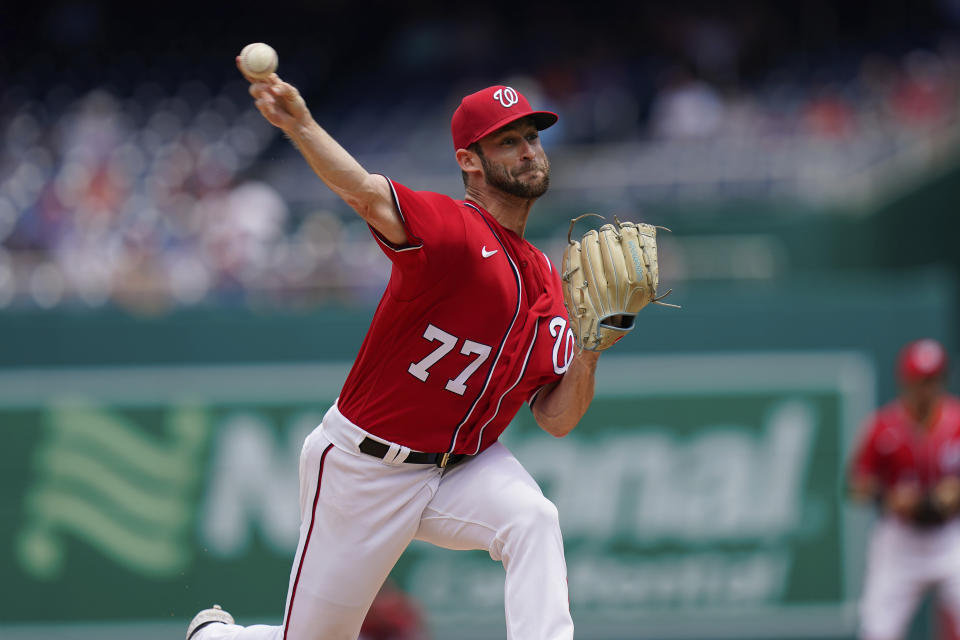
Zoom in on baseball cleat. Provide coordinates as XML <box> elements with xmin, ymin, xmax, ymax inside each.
<box><xmin>186</xmin><ymin>604</ymin><xmax>234</xmax><ymax>640</ymax></box>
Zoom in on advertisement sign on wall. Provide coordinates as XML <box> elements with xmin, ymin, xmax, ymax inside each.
<box><xmin>0</xmin><ymin>353</ymin><xmax>873</xmax><ymax>639</ymax></box>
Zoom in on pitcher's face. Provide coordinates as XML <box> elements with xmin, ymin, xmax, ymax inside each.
<box><xmin>476</xmin><ymin>118</ymin><xmax>550</xmax><ymax>198</ymax></box>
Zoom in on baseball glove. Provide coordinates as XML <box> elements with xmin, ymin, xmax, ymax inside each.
<box><xmin>561</xmin><ymin>214</ymin><xmax>678</xmax><ymax>351</ymax></box>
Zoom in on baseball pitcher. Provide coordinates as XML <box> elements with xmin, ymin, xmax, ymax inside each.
<box><xmin>186</xmin><ymin>50</ymin><xmax>671</xmax><ymax>640</ymax></box>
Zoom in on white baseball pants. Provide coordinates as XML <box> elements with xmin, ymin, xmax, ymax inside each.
<box><xmin>197</xmin><ymin>403</ymin><xmax>573</xmax><ymax>640</ymax></box>
<box><xmin>859</xmin><ymin>517</ymin><xmax>960</xmax><ymax>640</ymax></box>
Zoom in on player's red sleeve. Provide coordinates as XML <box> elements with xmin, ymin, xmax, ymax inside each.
<box><xmin>367</xmin><ymin>178</ymin><xmax>465</xmax><ymax>300</ymax></box>
<box><xmin>370</xmin><ymin>178</ymin><xmax>462</xmax><ymax>258</ymax></box>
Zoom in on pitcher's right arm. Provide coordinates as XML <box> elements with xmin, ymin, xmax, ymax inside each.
<box><xmin>237</xmin><ymin>60</ymin><xmax>406</xmax><ymax>246</ymax></box>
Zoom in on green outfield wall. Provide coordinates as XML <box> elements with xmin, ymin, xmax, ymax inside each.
<box><xmin>0</xmin><ymin>270</ymin><xmax>955</xmax><ymax>640</ymax></box>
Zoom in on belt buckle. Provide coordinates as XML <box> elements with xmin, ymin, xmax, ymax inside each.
<box><xmin>437</xmin><ymin>452</ymin><xmax>451</xmax><ymax>468</ymax></box>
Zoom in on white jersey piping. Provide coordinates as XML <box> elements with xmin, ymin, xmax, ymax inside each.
<box><xmin>471</xmin><ymin>317</ymin><xmax>540</xmax><ymax>455</ymax></box>
<box><xmin>448</xmin><ymin>201</ymin><xmax>523</xmax><ymax>453</ymax></box>
<box><xmin>371</xmin><ymin>177</ymin><xmax>424</xmax><ymax>253</ymax></box>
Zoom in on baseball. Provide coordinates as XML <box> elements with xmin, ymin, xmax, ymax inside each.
<box><xmin>239</xmin><ymin>42</ymin><xmax>278</xmax><ymax>80</ymax></box>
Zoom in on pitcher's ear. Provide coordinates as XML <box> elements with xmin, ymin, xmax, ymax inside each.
<box><xmin>456</xmin><ymin>147</ymin><xmax>480</xmax><ymax>172</ymax></box>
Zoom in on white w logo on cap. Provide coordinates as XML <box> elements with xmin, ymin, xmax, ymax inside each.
<box><xmin>493</xmin><ymin>87</ymin><xmax>519</xmax><ymax>108</ymax></box>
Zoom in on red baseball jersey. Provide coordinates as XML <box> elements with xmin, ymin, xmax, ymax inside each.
<box><xmin>850</xmin><ymin>394</ymin><xmax>960</xmax><ymax>489</ymax></box>
<box><xmin>336</xmin><ymin>179</ymin><xmax>576</xmax><ymax>455</ymax></box>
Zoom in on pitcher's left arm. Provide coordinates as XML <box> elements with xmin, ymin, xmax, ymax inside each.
<box><xmin>532</xmin><ymin>350</ymin><xmax>600</xmax><ymax>437</ymax></box>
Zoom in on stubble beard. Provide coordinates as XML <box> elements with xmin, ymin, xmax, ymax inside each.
<box><xmin>481</xmin><ymin>156</ymin><xmax>551</xmax><ymax>199</ymax></box>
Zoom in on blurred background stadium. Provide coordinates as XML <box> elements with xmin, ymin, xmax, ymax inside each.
<box><xmin>1</xmin><ymin>0</ymin><xmax>959</xmax><ymax>638</ymax></box>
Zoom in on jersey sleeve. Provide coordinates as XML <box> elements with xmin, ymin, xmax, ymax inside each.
<box><xmin>368</xmin><ymin>178</ymin><xmax>465</xmax><ymax>299</ymax></box>
<box><xmin>370</xmin><ymin>178</ymin><xmax>462</xmax><ymax>259</ymax></box>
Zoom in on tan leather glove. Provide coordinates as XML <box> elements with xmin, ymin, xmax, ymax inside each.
<box><xmin>561</xmin><ymin>215</ymin><xmax>677</xmax><ymax>351</ymax></box>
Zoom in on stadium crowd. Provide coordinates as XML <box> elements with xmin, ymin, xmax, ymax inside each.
<box><xmin>1</xmin><ymin>1</ymin><xmax>958</xmax><ymax>312</ymax></box>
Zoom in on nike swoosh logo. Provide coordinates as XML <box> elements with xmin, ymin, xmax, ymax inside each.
<box><xmin>481</xmin><ymin>246</ymin><xmax>498</xmax><ymax>258</ymax></box>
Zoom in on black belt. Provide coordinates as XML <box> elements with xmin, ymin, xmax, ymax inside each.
<box><xmin>359</xmin><ymin>437</ymin><xmax>470</xmax><ymax>469</ymax></box>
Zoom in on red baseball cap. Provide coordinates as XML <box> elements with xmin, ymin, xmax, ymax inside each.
<box><xmin>898</xmin><ymin>339</ymin><xmax>949</xmax><ymax>382</ymax></box>
<box><xmin>451</xmin><ymin>85</ymin><xmax>558</xmax><ymax>150</ymax></box>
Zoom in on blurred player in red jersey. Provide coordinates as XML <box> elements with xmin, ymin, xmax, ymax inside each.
<box><xmin>850</xmin><ymin>339</ymin><xmax>960</xmax><ymax>640</ymax></box>
<box><xmin>184</xmin><ymin>61</ymin><xmax>610</xmax><ymax>640</ymax></box>
<box><xmin>359</xmin><ymin>581</ymin><xmax>429</xmax><ymax>640</ymax></box>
